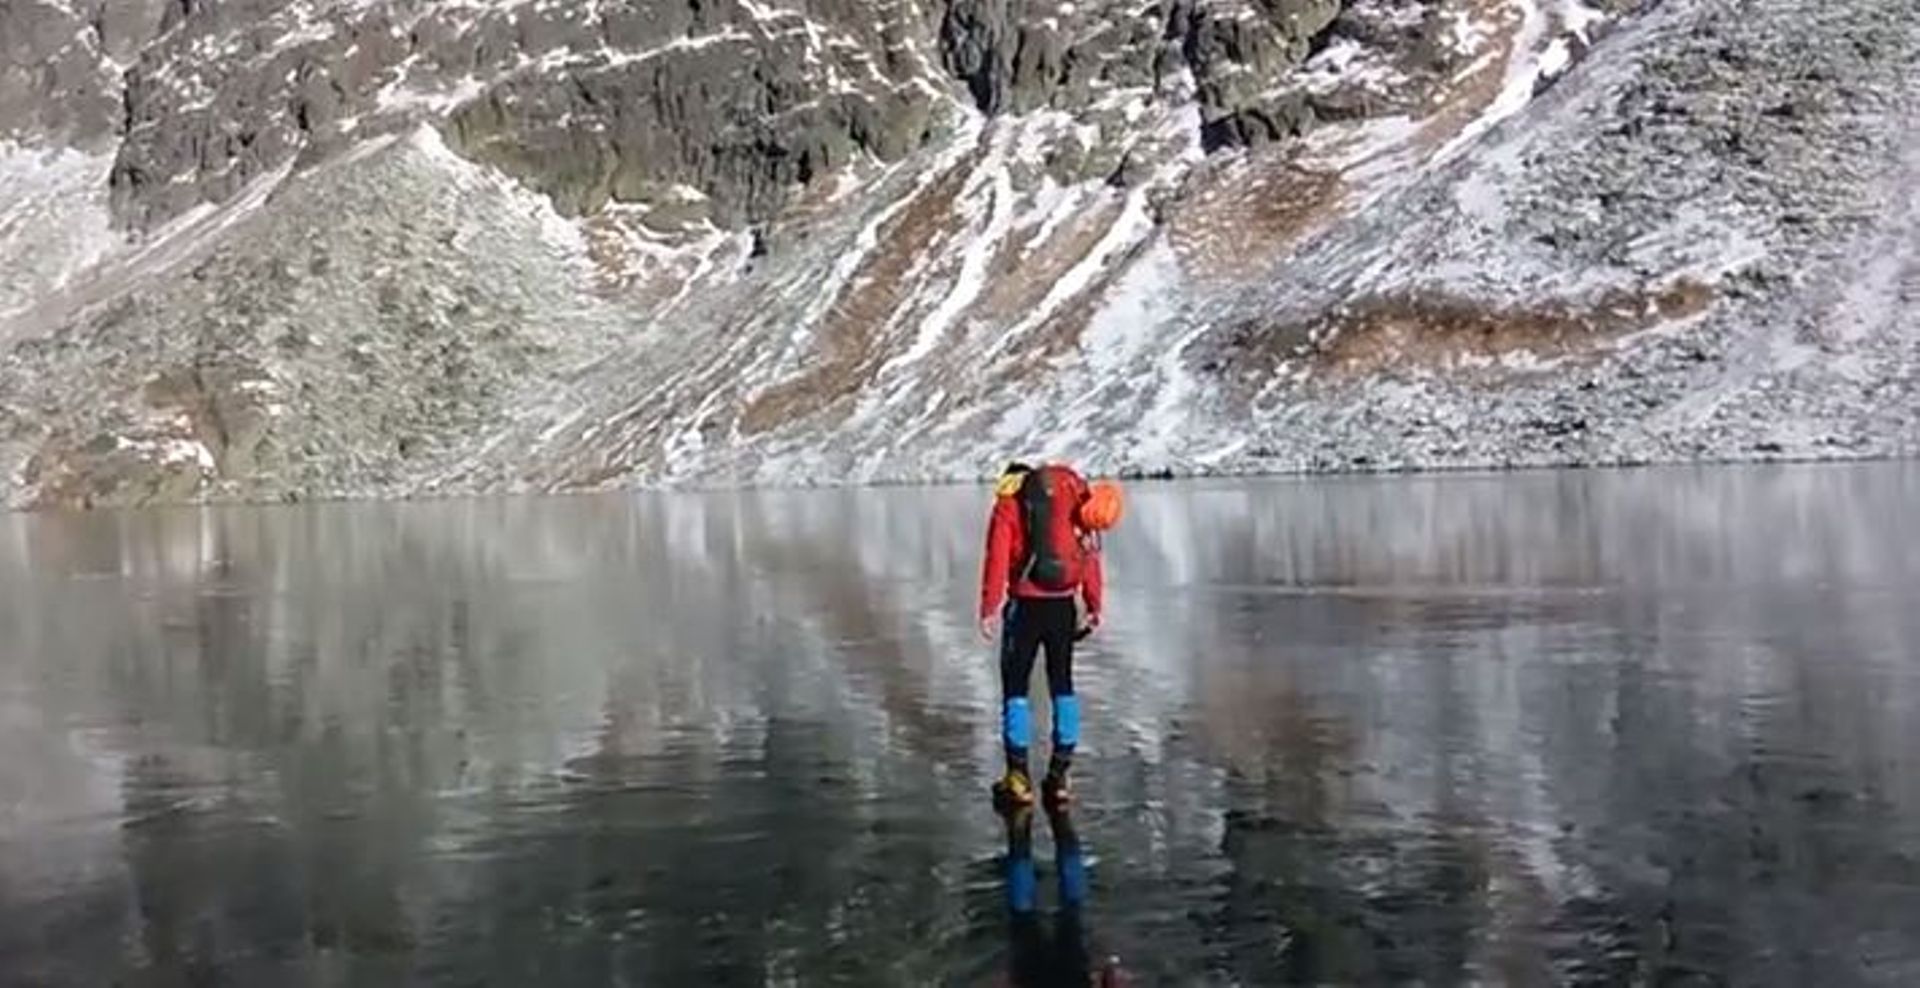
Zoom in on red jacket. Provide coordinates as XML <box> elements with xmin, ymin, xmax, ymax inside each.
<box><xmin>979</xmin><ymin>489</ymin><xmax>1105</xmax><ymax>621</ymax></box>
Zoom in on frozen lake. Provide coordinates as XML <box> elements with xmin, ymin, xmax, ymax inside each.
<box><xmin>4</xmin><ymin>463</ymin><xmax>1920</xmax><ymax>985</ymax></box>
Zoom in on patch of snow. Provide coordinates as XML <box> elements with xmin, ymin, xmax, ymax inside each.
<box><xmin>1558</xmin><ymin>0</ymin><xmax>1607</xmax><ymax>40</ymax></box>
<box><xmin>661</xmin><ymin>184</ymin><xmax>710</xmax><ymax>204</ymax></box>
<box><xmin>789</xmin><ymin>122</ymin><xmax>981</xmax><ymax>348</ymax></box>
<box><xmin>659</xmin><ymin>229</ymin><xmax>754</xmax><ymax>317</ymax></box>
<box><xmin>663</xmin><ymin>418</ymin><xmax>706</xmax><ymax>460</ymax></box>
<box><xmin>331</xmin><ymin>132</ymin><xmax>405</xmax><ymax>168</ymax></box>
<box><xmin>1434</xmin><ymin>0</ymin><xmax>1551</xmax><ymax>164</ymax></box>
<box><xmin>377</xmin><ymin>73</ymin><xmax>490</xmax><ymax>114</ymax></box>
<box><xmin>1829</xmin><ymin>231</ymin><xmax>1914</xmax><ymax>348</ymax></box>
<box><xmin>1623</xmin><ymin>203</ymin><xmax>1769</xmax><ymax>287</ymax></box>
<box><xmin>1283</xmin><ymin>35</ymin><xmax>1406</xmax><ymax>99</ymax></box>
<box><xmin>1313</xmin><ymin>35</ymin><xmax>1368</xmax><ymax>74</ymax></box>
<box><xmin>1194</xmin><ymin>435</ymin><xmax>1249</xmax><ymax>466</ymax></box>
<box><xmin>267</xmin><ymin>15</ymin><xmax>338</xmax><ymax>55</ymax></box>
<box><xmin>1023</xmin><ymin>180</ymin><xmax>1090</xmax><ymax>252</ymax></box>
<box><xmin>876</xmin><ymin>137</ymin><xmax>1015</xmax><ymax>376</ymax></box>
<box><xmin>1063</xmin><ymin>237</ymin><xmax>1205</xmax><ymax>465</ymax></box>
<box><xmin>1538</xmin><ymin>38</ymin><xmax>1573</xmax><ymax>80</ymax></box>
<box><xmin>1304</xmin><ymin>113</ymin><xmax>1422</xmax><ymax>173</ymax></box>
<box><xmin>137</xmin><ymin>153</ymin><xmax>297</xmax><ymax>273</ymax></box>
<box><xmin>1011</xmin><ymin>111</ymin><xmax>1072</xmax><ymax>164</ymax></box>
<box><xmin>595</xmin><ymin>29</ymin><xmax>752</xmax><ymax>69</ymax></box>
<box><xmin>1448</xmin><ymin>7</ymin><xmax>1488</xmax><ymax>55</ymax></box>
<box><xmin>0</xmin><ymin>142</ymin><xmax>120</xmax><ymax>331</ymax></box>
<box><xmin>1078</xmin><ymin>237</ymin><xmax>1183</xmax><ymax>377</ymax></box>
<box><xmin>990</xmin><ymin>397</ymin><xmax>1042</xmax><ymax>445</ymax></box>
<box><xmin>739</xmin><ymin>0</ymin><xmax>792</xmax><ymax>22</ymax></box>
<box><xmin>115</xmin><ymin>435</ymin><xmax>216</xmax><ymax>473</ymax></box>
<box><xmin>405</xmin><ymin>125</ymin><xmax>587</xmax><ymax>261</ymax></box>
<box><xmin>1163</xmin><ymin>90</ymin><xmax>1207</xmax><ymax>167</ymax></box>
<box><xmin>1447</xmin><ymin>137</ymin><xmax>1527</xmax><ymax>229</ymax></box>
<box><xmin>991</xmin><ymin>187</ymin><xmax>1153</xmax><ymax>353</ymax></box>
<box><xmin>1349</xmin><ymin>0</ymin><xmax>1428</xmax><ymax>31</ymax></box>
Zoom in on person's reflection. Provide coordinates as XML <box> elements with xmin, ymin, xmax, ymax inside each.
<box><xmin>1000</xmin><ymin>805</ymin><xmax>1127</xmax><ymax>987</ymax></box>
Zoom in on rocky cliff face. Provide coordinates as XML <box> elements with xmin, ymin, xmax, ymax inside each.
<box><xmin>0</xmin><ymin>0</ymin><xmax>1915</xmax><ymax>508</ymax></box>
<box><xmin>10</xmin><ymin>0</ymin><xmax>1388</xmax><ymax>235</ymax></box>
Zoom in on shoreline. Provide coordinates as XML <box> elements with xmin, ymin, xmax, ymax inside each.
<box><xmin>7</xmin><ymin>447</ymin><xmax>1907</xmax><ymax>516</ymax></box>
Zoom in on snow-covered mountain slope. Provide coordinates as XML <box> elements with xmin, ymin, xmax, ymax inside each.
<box><xmin>0</xmin><ymin>0</ymin><xmax>1914</xmax><ymax>508</ymax></box>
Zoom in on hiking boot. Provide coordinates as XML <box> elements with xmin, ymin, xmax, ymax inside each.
<box><xmin>1041</xmin><ymin>771</ymin><xmax>1072</xmax><ymax>809</ymax></box>
<box><xmin>993</xmin><ymin>769</ymin><xmax>1036</xmax><ymax>810</ymax></box>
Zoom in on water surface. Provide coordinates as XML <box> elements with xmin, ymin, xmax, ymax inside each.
<box><xmin>4</xmin><ymin>464</ymin><xmax>1920</xmax><ymax>985</ymax></box>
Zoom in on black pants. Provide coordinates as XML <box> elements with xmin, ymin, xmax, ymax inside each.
<box><xmin>1001</xmin><ymin>596</ymin><xmax>1076</xmax><ymax>698</ymax></box>
<box><xmin>1000</xmin><ymin>596</ymin><xmax>1079</xmax><ymax>776</ymax></box>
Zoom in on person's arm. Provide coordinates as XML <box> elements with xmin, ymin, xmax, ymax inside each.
<box><xmin>979</xmin><ymin>498</ymin><xmax>1017</xmax><ymax>624</ymax></box>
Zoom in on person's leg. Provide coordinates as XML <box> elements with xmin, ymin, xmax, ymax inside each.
<box><xmin>1045</xmin><ymin>770</ymin><xmax>1092</xmax><ymax>983</ymax></box>
<box><xmin>1000</xmin><ymin>600</ymin><xmax>1042</xmax><ymax>782</ymax></box>
<box><xmin>1004</xmin><ymin>805</ymin><xmax>1037</xmax><ymax>915</ymax></box>
<box><xmin>1002</xmin><ymin>809</ymin><xmax>1046</xmax><ymax>984</ymax></box>
<box><xmin>1039</xmin><ymin>598</ymin><xmax>1078</xmax><ymax>788</ymax></box>
<box><xmin>1048</xmin><ymin>807</ymin><xmax>1086</xmax><ymax>909</ymax></box>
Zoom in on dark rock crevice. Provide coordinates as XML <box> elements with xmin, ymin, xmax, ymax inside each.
<box><xmin>939</xmin><ymin>0</ymin><xmax>1345</xmax><ymax>147</ymax></box>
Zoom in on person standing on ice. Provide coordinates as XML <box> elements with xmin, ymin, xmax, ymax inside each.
<box><xmin>979</xmin><ymin>461</ymin><xmax>1124</xmax><ymax>809</ymax></box>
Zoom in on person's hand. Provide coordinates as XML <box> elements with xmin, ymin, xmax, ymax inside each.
<box><xmin>980</xmin><ymin>614</ymin><xmax>1001</xmax><ymax>643</ymax></box>
<box><xmin>1076</xmin><ymin>612</ymin><xmax>1101</xmax><ymax>641</ymax></box>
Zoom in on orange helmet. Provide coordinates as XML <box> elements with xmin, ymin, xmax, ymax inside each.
<box><xmin>1079</xmin><ymin>479</ymin><xmax>1124</xmax><ymax>532</ymax></box>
